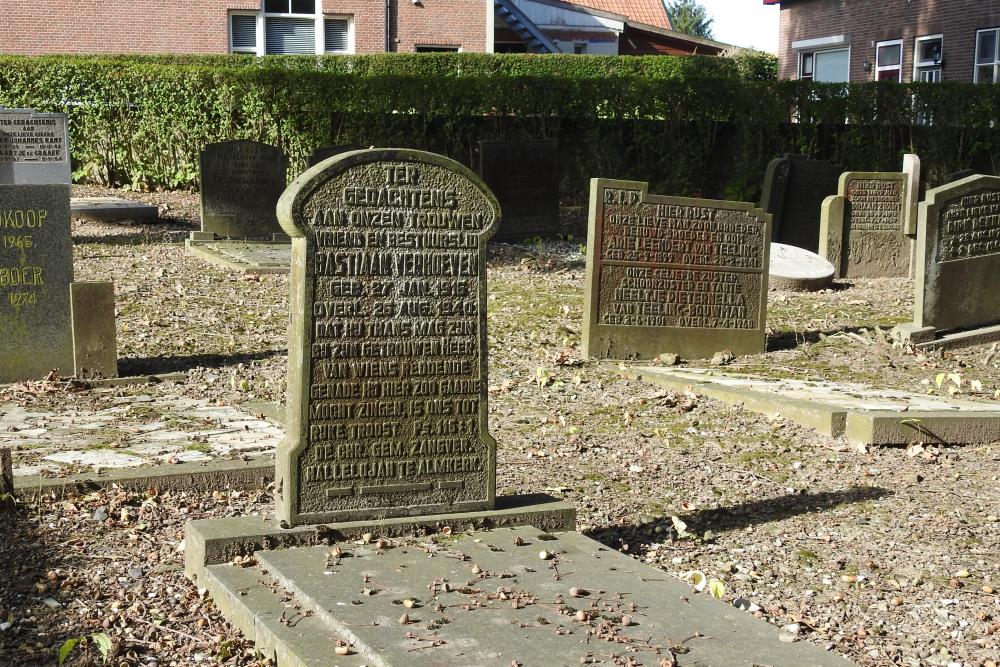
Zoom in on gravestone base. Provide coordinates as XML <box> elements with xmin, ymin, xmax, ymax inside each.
<box><xmin>70</xmin><ymin>197</ymin><xmax>159</xmax><ymax>224</ymax></box>
<box><xmin>628</xmin><ymin>367</ymin><xmax>1000</xmax><ymax>445</ymax></box>
<box><xmin>190</xmin><ymin>525</ymin><xmax>849</xmax><ymax>667</ymax></box>
<box><xmin>185</xmin><ymin>238</ymin><xmax>291</xmax><ymax>275</ymax></box>
<box><xmin>893</xmin><ymin>321</ymin><xmax>1000</xmax><ymax>350</ymax></box>
<box><xmin>184</xmin><ymin>494</ymin><xmax>576</xmax><ymax>582</ymax></box>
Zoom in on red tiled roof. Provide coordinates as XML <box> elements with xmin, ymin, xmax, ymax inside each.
<box><xmin>563</xmin><ymin>0</ymin><xmax>673</xmax><ymax>30</ymax></box>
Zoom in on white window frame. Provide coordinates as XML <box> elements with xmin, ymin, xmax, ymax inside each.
<box><xmin>875</xmin><ymin>39</ymin><xmax>903</xmax><ymax>82</ymax></box>
<box><xmin>229</xmin><ymin>1</ymin><xmax>354</xmax><ymax>56</ymax></box>
<box><xmin>913</xmin><ymin>34</ymin><xmax>943</xmax><ymax>83</ymax></box>
<box><xmin>228</xmin><ymin>12</ymin><xmax>260</xmax><ymax>54</ymax></box>
<box><xmin>798</xmin><ymin>47</ymin><xmax>850</xmax><ymax>82</ymax></box>
<box><xmin>975</xmin><ymin>28</ymin><xmax>1000</xmax><ymax>83</ymax></box>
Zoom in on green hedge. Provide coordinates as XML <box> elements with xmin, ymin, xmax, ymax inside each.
<box><xmin>1</xmin><ymin>54</ymin><xmax>998</xmax><ymax>200</ymax></box>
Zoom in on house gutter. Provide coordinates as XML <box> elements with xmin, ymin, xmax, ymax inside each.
<box><xmin>385</xmin><ymin>0</ymin><xmax>392</xmax><ymax>51</ymax></box>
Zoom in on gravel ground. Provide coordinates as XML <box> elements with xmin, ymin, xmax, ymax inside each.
<box><xmin>0</xmin><ymin>187</ymin><xmax>999</xmax><ymax>666</ymax></box>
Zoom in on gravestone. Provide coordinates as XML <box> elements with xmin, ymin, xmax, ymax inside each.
<box><xmin>70</xmin><ymin>282</ymin><xmax>118</xmax><ymax>379</ymax></box>
<box><xmin>893</xmin><ymin>175</ymin><xmax>1000</xmax><ymax>348</ymax></box>
<box><xmin>71</xmin><ymin>197</ymin><xmax>158</xmax><ymax>224</ymax></box>
<box><xmin>769</xmin><ymin>242</ymin><xmax>834</xmax><ymax>292</ymax></box>
<box><xmin>275</xmin><ymin>148</ymin><xmax>501</xmax><ymax>526</ymax></box>
<box><xmin>306</xmin><ymin>145</ymin><xmax>360</xmax><ymax>168</ymax></box>
<box><xmin>199</xmin><ymin>140</ymin><xmax>287</xmax><ymax>239</ymax></box>
<box><xmin>0</xmin><ymin>184</ymin><xmax>74</xmax><ymax>382</ymax></box>
<box><xmin>818</xmin><ymin>171</ymin><xmax>909</xmax><ymax>278</ymax></box>
<box><xmin>583</xmin><ymin>179</ymin><xmax>770</xmax><ymax>360</ymax></box>
<box><xmin>760</xmin><ymin>153</ymin><xmax>842</xmax><ymax>252</ymax></box>
<box><xmin>0</xmin><ymin>109</ymin><xmax>71</xmax><ymax>185</ymax></box>
<box><xmin>903</xmin><ymin>154</ymin><xmax>921</xmax><ymax>236</ymax></box>
<box><xmin>0</xmin><ymin>445</ymin><xmax>11</xmax><ymax>494</ymax></box>
<box><xmin>478</xmin><ymin>139</ymin><xmax>559</xmax><ymax>241</ymax></box>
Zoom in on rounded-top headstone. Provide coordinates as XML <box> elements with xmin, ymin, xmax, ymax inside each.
<box><xmin>274</xmin><ymin>148</ymin><xmax>501</xmax><ymax>527</ymax></box>
<box><xmin>769</xmin><ymin>242</ymin><xmax>835</xmax><ymax>292</ymax></box>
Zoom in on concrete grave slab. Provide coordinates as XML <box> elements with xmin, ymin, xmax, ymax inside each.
<box><xmin>71</xmin><ymin>197</ymin><xmax>159</xmax><ymax>224</ymax></box>
<box><xmin>769</xmin><ymin>242</ymin><xmax>834</xmax><ymax>291</ymax></box>
<box><xmin>200</xmin><ymin>140</ymin><xmax>288</xmax><ymax>239</ymax></box>
<box><xmin>819</xmin><ymin>172</ymin><xmax>910</xmax><ymax>278</ymax></box>
<box><xmin>185</xmin><ymin>239</ymin><xmax>291</xmax><ymax>274</ymax></box>
<box><xmin>628</xmin><ymin>367</ymin><xmax>1000</xmax><ymax>445</ymax></box>
<box><xmin>478</xmin><ymin>139</ymin><xmax>559</xmax><ymax>241</ymax></box>
<box><xmin>761</xmin><ymin>154</ymin><xmax>842</xmax><ymax>253</ymax></box>
<box><xmin>70</xmin><ymin>281</ymin><xmax>119</xmax><ymax>379</ymax></box>
<box><xmin>0</xmin><ymin>109</ymin><xmax>71</xmax><ymax>185</ymax></box>
<box><xmin>893</xmin><ymin>175</ymin><xmax>1000</xmax><ymax>349</ymax></box>
<box><xmin>0</xmin><ymin>183</ymin><xmax>74</xmax><ymax>381</ymax></box>
<box><xmin>583</xmin><ymin>179</ymin><xmax>770</xmax><ymax>360</ymax></box>
<box><xmin>193</xmin><ymin>526</ymin><xmax>851</xmax><ymax>667</ymax></box>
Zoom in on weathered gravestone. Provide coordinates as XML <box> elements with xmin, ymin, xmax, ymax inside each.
<box><xmin>893</xmin><ymin>175</ymin><xmax>1000</xmax><ymax>348</ymax></box>
<box><xmin>583</xmin><ymin>179</ymin><xmax>770</xmax><ymax>360</ymax></box>
<box><xmin>306</xmin><ymin>144</ymin><xmax>361</xmax><ymax>168</ymax></box>
<box><xmin>0</xmin><ymin>109</ymin><xmax>71</xmax><ymax>185</ymax></box>
<box><xmin>903</xmin><ymin>154</ymin><xmax>922</xmax><ymax>236</ymax></box>
<box><xmin>760</xmin><ymin>153</ymin><xmax>842</xmax><ymax>252</ymax></box>
<box><xmin>0</xmin><ymin>184</ymin><xmax>74</xmax><ymax>382</ymax></box>
<box><xmin>199</xmin><ymin>140</ymin><xmax>287</xmax><ymax>239</ymax></box>
<box><xmin>275</xmin><ymin>148</ymin><xmax>502</xmax><ymax>526</ymax></box>
<box><xmin>70</xmin><ymin>282</ymin><xmax>118</xmax><ymax>379</ymax></box>
<box><xmin>818</xmin><ymin>171</ymin><xmax>909</xmax><ymax>278</ymax></box>
<box><xmin>478</xmin><ymin>139</ymin><xmax>559</xmax><ymax>241</ymax></box>
<box><xmin>769</xmin><ymin>242</ymin><xmax>834</xmax><ymax>292</ymax></box>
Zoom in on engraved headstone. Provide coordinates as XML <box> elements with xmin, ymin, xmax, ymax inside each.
<box><xmin>0</xmin><ymin>184</ymin><xmax>74</xmax><ymax>381</ymax></box>
<box><xmin>893</xmin><ymin>175</ymin><xmax>1000</xmax><ymax>347</ymax></box>
<box><xmin>200</xmin><ymin>140</ymin><xmax>288</xmax><ymax>239</ymax></box>
<box><xmin>0</xmin><ymin>109</ymin><xmax>71</xmax><ymax>185</ymax></box>
<box><xmin>478</xmin><ymin>139</ymin><xmax>559</xmax><ymax>241</ymax></box>
<box><xmin>760</xmin><ymin>154</ymin><xmax>842</xmax><ymax>253</ymax></box>
<box><xmin>818</xmin><ymin>172</ymin><xmax>909</xmax><ymax>278</ymax></box>
<box><xmin>307</xmin><ymin>145</ymin><xmax>361</xmax><ymax>168</ymax></box>
<box><xmin>275</xmin><ymin>149</ymin><xmax>501</xmax><ymax>526</ymax></box>
<box><xmin>583</xmin><ymin>179</ymin><xmax>770</xmax><ymax>360</ymax></box>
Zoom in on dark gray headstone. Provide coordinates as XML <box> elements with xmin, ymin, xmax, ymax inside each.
<box><xmin>894</xmin><ymin>175</ymin><xmax>1000</xmax><ymax>345</ymax></box>
<box><xmin>583</xmin><ymin>179</ymin><xmax>770</xmax><ymax>360</ymax></box>
<box><xmin>0</xmin><ymin>184</ymin><xmax>74</xmax><ymax>381</ymax></box>
<box><xmin>275</xmin><ymin>148</ymin><xmax>501</xmax><ymax>527</ymax></box>
<box><xmin>479</xmin><ymin>139</ymin><xmax>559</xmax><ymax>241</ymax></box>
<box><xmin>0</xmin><ymin>109</ymin><xmax>71</xmax><ymax>185</ymax></box>
<box><xmin>306</xmin><ymin>145</ymin><xmax>361</xmax><ymax>168</ymax></box>
<box><xmin>199</xmin><ymin>140</ymin><xmax>287</xmax><ymax>239</ymax></box>
<box><xmin>761</xmin><ymin>154</ymin><xmax>842</xmax><ymax>253</ymax></box>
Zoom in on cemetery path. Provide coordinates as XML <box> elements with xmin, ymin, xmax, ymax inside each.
<box><xmin>1</xmin><ymin>193</ymin><xmax>999</xmax><ymax>666</ymax></box>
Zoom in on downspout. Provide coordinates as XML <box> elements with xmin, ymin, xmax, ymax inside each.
<box><xmin>385</xmin><ymin>0</ymin><xmax>392</xmax><ymax>51</ymax></box>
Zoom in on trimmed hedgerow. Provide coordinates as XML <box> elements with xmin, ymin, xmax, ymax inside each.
<box><xmin>0</xmin><ymin>53</ymin><xmax>997</xmax><ymax>199</ymax></box>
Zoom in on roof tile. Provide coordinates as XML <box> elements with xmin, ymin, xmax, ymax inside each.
<box><xmin>562</xmin><ymin>0</ymin><xmax>673</xmax><ymax>30</ymax></box>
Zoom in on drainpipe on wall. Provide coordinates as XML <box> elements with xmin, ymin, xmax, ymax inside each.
<box><xmin>385</xmin><ymin>0</ymin><xmax>392</xmax><ymax>52</ymax></box>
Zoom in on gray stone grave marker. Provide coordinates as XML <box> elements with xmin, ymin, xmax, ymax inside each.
<box><xmin>0</xmin><ymin>446</ymin><xmax>11</xmax><ymax>494</ymax></box>
<box><xmin>769</xmin><ymin>242</ymin><xmax>834</xmax><ymax>292</ymax></box>
<box><xmin>275</xmin><ymin>148</ymin><xmax>501</xmax><ymax>526</ymax></box>
<box><xmin>760</xmin><ymin>153</ymin><xmax>841</xmax><ymax>252</ymax></box>
<box><xmin>70</xmin><ymin>282</ymin><xmax>118</xmax><ymax>379</ymax></box>
<box><xmin>819</xmin><ymin>171</ymin><xmax>909</xmax><ymax>278</ymax></box>
<box><xmin>0</xmin><ymin>184</ymin><xmax>74</xmax><ymax>382</ymax></box>
<box><xmin>199</xmin><ymin>140</ymin><xmax>287</xmax><ymax>239</ymax></box>
<box><xmin>478</xmin><ymin>139</ymin><xmax>559</xmax><ymax>241</ymax></box>
<box><xmin>583</xmin><ymin>179</ymin><xmax>770</xmax><ymax>360</ymax></box>
<box><xmin>0</xmin><ymin>109</ymin><xmax>71</xmax><ymax>185</ymax></box>
<box><xmin>894</xmin><ymin>175</ymin><xmax>1000</xmax><ymax>348</ymax></box>
<box><xmin>306</xmin><ymin>145</ymin><xmax>361</xmax><ymax>168</ymax></box>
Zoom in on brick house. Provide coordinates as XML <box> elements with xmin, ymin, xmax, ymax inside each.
<box><xmin>0</xmin><ymin>0</ymin><xmax>727</xmax><ymax>56</ymax></box>
<box><xmin>766</xmin><ymin>0</ymin><xmax>1000</xmax><ymax>84</ymax></box>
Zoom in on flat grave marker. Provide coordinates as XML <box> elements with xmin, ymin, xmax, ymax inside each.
<box><xmin>0</xmin><ymin>183</ymin><xmax>74</xmax><ymax>382</ymax></box>
<box><xmin>583</xmin><ymin>178</ymin><xmax>770</xmax><ymax>360</ymax></box>
<box><xmin>478</xmin><ymin>139</ymin><xmax>559</xmax><ymax>241</ymax></box>
<box><xmin>769</xmin><ymin>242</ymin><xmax>834</xmax><ymax>292</ymax></box>
<box><xmin>0</xmin><ymin>109</ymin><xmax>71</xmax><ymax>185</ymax></box>
<box><xmin>894</xmin><ymin>174</ymin><xmax>1000</xmax><ymax>348</ymax></box>
<box><xmin>199</xmin><ymin>140</ymin><xmax>287</xmax><ymax>239</ymax></box>
<box><xmin>819</xmin><ymin>171</ymin><xmax>909</xmax><ymax>278</ymax></box>
<box><xmin>275</xmin><ymin>148</ymin><xmax>501</xmax><ymax>526</ymax></box>
<box><xmin>760</xmin><ymin>153</ymin><xmax>841</xmax><ymax>252</ymax></box>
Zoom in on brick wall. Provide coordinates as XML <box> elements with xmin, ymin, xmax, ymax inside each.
<box><xmin>0</xmin><ymin>0</ymin><xmax>487</xmax><ymax>56</ymax></box>
<box><xmin>777</xmin><ymin>0</ymin><xmax>1000</xmax><ymax>83</ymax></box>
